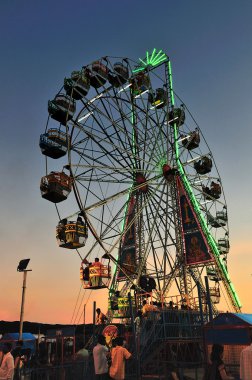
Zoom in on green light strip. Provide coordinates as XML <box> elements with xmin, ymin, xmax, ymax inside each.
<box><xmin>167</xmin><ymin>61</ymin><xmax>242</xmax><ymax>310</ymax></box>
<box><xmin>139</xmin><ymin>58</ymin><xmax>147</xmax><ymax>67</ymax></box>
<box><xmin>150</xmin><ymin>48</ymin><xmax>156</xmax><ymax>63</ymax></box>
<box><xmin>133</xmin><ymin>49</ymin><xmax>168</xmax><ymax>74</ymax></box>
<box><xmin>132</xmin><ymin>67</ymin><xmax>145</xmax><ymax>74</ymax></box>
<box><xmin>151</xmin><ymin>49</ymin><xmax>163</xmax><ymax>63</ymax></box>
<box><xmin>168</xmin><ymin>60</ymin><xmax>175</xmax><ymax>106</ymax></box>
<box><xmin>146</xmin><ymin>51</ymin><xmax>150</xmax><ymax>65</ymax></box>
<box><xmin>152</xmin><ymin>52</ymin><xmax>166</xmax><ymax>65</ymax></box>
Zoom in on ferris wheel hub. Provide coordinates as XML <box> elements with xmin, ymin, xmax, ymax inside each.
<box><xmin>135</xmin><ymin>172</ymin><xmax>148</xmax><ymax>193</ymax></box>
<box><xmin>162</xmin><ymin>164</ymin><xmax>177</xmax><ymax>182</ymax></box>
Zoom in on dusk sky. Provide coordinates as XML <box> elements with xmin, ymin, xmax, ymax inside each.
<box><xmin>0</xmin><ymin>0</ymin><xmax>251</xmax><ymax>325</ymax></box>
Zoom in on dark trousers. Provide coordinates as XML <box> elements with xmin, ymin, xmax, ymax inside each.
<box><xmin>95</xmin><ymin>373</ymin><xmax>109</xmax><ymax>380</ymax></box>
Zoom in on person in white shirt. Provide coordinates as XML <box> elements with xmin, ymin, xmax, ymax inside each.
<box><xmin>93</xmin><ymin>334</ymin><xmax>109</xmax><ymax>380</ymax></box>
<box><xmin>240</xmin><ymin>331</ymin><xmax>252</xmax><ymax>380</ymax></box>
<box><xmin>0</xmin><ymin>343</ymin><xmax>14</xmax><ymax>380</ymax></box>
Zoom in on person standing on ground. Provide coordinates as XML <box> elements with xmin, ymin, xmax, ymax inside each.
<box><xmin>11</xmin><ymin>340</ymin><xmax>23</xmax><ymax>374</ymax></box>
<box><xmin>0</xmin><ymin>343</ymin><xmax>14</xmax><ymax>380</ymax></box>
<box><xmin>204</xmin><ymin>344</ymin><xmax>234</xmax><ymax>380</ymax></box>
<box><xmin>93</xmin><ymin>335</ymin><xmax>109</xmax><ymax>380</ymax></box>
<box><xmin>240</xmin><ymin>330</ymin><xmax>252</xmax><ymax>380</ymax></box>
<box><xmin>109</xmin><ymin>337</ymin><xmax>131</xmax><ymax>380</ymax></box>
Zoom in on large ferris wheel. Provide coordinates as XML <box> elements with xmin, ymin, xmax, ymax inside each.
<box><xmin>40</xmin><ymin>49</ymin><xmax>241</xmax><ymax>318</ymax></box>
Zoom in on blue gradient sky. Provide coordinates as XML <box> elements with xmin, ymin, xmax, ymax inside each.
<box><xmin>0</xmin><ymin>0</ymin><xmax>251</xmax><ymax>324</ymax></box>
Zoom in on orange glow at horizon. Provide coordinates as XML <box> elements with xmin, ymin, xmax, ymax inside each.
<box><xmin>1</xmin><ymin>237</ymin><xmax>251</xmax><ymax>325</ymax></box>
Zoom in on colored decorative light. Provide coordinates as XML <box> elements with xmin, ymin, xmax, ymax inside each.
<box><xmin>167</xmin><ymin>59</ymin><xmax>242</xmax><ymax>310</ymax></box>
<box><xmin>133</xmin><ymin>48</ymin><xmax>168</xmax><ymax>73</ymax></box>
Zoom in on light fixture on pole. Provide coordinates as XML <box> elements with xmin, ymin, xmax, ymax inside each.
<box><xmin>17</xmin><ymin>259</ymin><xmax>32</xmax><ymax>341</ymax></box>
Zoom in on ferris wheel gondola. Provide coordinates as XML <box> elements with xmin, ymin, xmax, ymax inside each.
<box><xmin>40</xmin><ymin>49</ymin><xmax>241</xmax><ymax>316</ymax></box>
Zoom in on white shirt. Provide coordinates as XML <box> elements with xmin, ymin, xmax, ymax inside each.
<box><xmin>93</xmin><ymin>343</ymin><xmax>108</xmax><ymax>374</ymax></box>
<box><xmin>240</xmin><ymin>343</ymin><xmax>252</xmax><ymax>380</ymax></box>
<box><xmin>0</xmin><ymin>352</ymin><xmax>14</xmax><ymax>380</ymax></box>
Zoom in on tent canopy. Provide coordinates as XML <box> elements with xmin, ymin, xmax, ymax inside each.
<box><xmin>0</xmin><ymin>332</ymin><xmax>36</xmax><ymax>353</ymax></box>
<box><xmin>204</xmin><ymin>313</ymin><xmax>252</xmax><ymax>345</ymax></box>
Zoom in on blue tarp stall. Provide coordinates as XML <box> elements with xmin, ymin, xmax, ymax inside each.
<box><xmin>204</xmin><ymin>313</ymin><xmax>252</xmax><ymax>376</ymax></box>
<box><xmin>0</xmin><ymin>332</ymin><xmax>36</xmax><ymax>354</ymax></box>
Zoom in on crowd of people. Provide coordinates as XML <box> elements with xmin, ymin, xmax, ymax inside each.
<box><xmin>0</xmin><ymin>340</ymin><xmax>33</xmax><ymax>380</ymax></box>
<box><xmin>1</xmin><ymin>307</ymin><xmax>252</xmax><ymax>380</ymax></box>
<box><xmin>93</xmin><ymin>304</ymin><xmax>252</xmax><ymax>380</ymax></box>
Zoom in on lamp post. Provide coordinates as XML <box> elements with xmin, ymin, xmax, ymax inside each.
<box><xmin>83</xmin><ymin>304</ymin><xmax>86</xmax><ymax>345</ymax></box>
<box><xmin>17</xmin><ymin>259</ymin><xmax>32</xmax><ymax>341</ymax></box>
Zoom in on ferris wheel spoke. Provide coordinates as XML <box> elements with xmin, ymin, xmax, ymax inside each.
<box><xmin>83</xmin><ymin>199</ymin><xmax>128</xmax><ymax>261</ymax></box>
<box><xmin>78</xmin><ymin>94</ymin><xmax>148</xmax><ymax>167</ymax></box>
<box><xmin>72</xmin><ymin>125</ymin><xmax>163</xmax><ymax>187</ymax></box>
<box><xmin>91</xmin><ymin>106</ymin><xmax>135</xmax><ymax>164</ymax></box>
<box><xmin>81</xmin><ymin>118</ymin><xmax>135</xmax><ymax>170</ymax></box>
<box><xmin>75</xmin><ymin>117</ymin><xmax>156</xmax><ymax>172</ymax></box>
<box><xmin>149</xmin><ymin>186</ymin><xmax>178</xmax><ymax>238</ymax></box>
<box><xmin>133</xmin><ymin>110</ymin><xmax>167</xmax><ymax>171</ymax></box>
<box><xmin>74</xmin><ymin>109</ymin><xmax>135</xmax><ymax>170</ymax></box>
<box><xmin>102</xmin><ymin>91</ymin><xmax>167</xmax><ymax>168</ymax></box>
<box><xmin>135</xmin><ymin>181</ymin><xmax>169</xmax><ymax>283</ymax></box>
<box><xmin>146</xmin><ymin>190</ymin><xmax>177</xmax><ymax>272</ymax></box>
<box><xmin>144</xmin><ymin>207</ymin><xmax>169</xmax><ymax>292</ymax></box>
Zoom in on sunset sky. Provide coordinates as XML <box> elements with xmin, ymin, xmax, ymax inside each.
<box><xmin>0</xmin><ymin>0</ymin><xmax>252</xmax><ymax>326</ymax></box>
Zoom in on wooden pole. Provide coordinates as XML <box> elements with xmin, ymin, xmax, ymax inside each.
<box><xmin>19</xmin><ymin>270</ymin><xmax>28</xmax><ymax>340</ymax></box>
<box><xmin>93</xmin><ymin>301</ymin><xmax>96</xmax><ymax>339</ymax></box>
<box><xmin>83</xmin><ymin>304</ymin><xmax>86</xmax><ymax>345</ymax></box>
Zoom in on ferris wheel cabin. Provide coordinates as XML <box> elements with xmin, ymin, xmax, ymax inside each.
<box><xmin>181</xmin><ymin>130</ymin><xmax>200</xmax><ymax>150</ymax></box>
<box><xmin>130</xmin><ymin>72</ymin><xmax>150</xmax><ymax>96</ymax></box>
<box><xmin>209</xmin><ymin>284</ymin><xmax>221</xmax><ymax>304</ymax></box>
<box><xmin>40</xmin><ymin>171</ymin><xmax>72</xmax><ymax>203</ymax></box>
<box><xmin>194</xmin><ymin>156</ymin><xmax>212</xmax><ymax>174</ymax></box>
<box><xmin>80</xmin><ymin>262</ymin><xmax>111</xmax><ymax>289</ymax></box>
<box><xmin>108</xmin><ymin>62</ymin><xmax>129</xmax><ymax>88</ymax></box>
<box><xmin>218</xmin><ymin>237</ymin><xmax>230</xmax><ymax>254</ymax></box>
<box><xmin>215</xmin><ymin>209</ymin><xmax>228</xmax><ymax>226</ymax></box>
<box><xmin>48</xmin><ymin>94</ymin><xmax>76</xmax><ymax>125</ymax></box>
<box><xmin>203</xmin><ymin>181</ymin><xmax>222</xmax><ymax>200</ymax></box>
<box><xmin>109</xmin><ymin>295</ymin><xmax>133</xmax><ymax>318</ymax></box>
<box><xmin>148</xmin><ymin>88</ymin><xmax>168</xmax><ymax>109</ymax></box>
<box><xmin>39</xmin><ymin>128</ymin><xmax>68</xmax><ymax>159</ymax></box>
<box><xmin>64</xmin><ymin>70</ymin><xmax>90</xmax><ymax>100</ymax></box>
<box><xmin>89</xmin><ymin>61</ymin><xmax>109</xmax><ymax>88</ymax></box>
<box><xmin>56</xmin><ymin>217</ymin><xmax>88</xmax><ymax>249</ymax></box>
<box><xmin>207</xmin><ymin>207</ymin><xmax>227</xmax><ymax>228</ymax></box>
<box><xmin>206</xmin><ymin>266</ymin><xmax>222</xmax><ymax>283</ymax></box>
<box><xmin>168</xmin><ymin>107</ymin><xmax>185</xmax><ymax>126</ymax></box>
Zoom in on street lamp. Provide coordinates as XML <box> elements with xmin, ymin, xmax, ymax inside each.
<box><xmin>17</xmin><ymin>259</ymin><xmax>32</xmax><ymax>340</ymax></box>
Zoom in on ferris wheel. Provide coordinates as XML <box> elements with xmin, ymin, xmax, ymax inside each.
<box><xmin>39</xmin><ymin>49</ymin><xmax>241</xmax><ymax>318</ymax></box>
